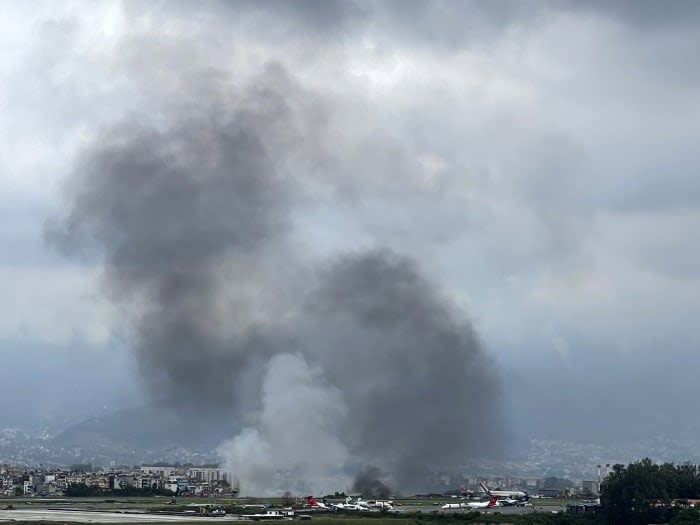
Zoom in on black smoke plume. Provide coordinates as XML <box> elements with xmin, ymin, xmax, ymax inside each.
<box><xmin>48</xmin><ymin>66</ymin><xmax>307</xmax><ymax>411</ymax></box>
<box><xmin>48</xmin><ymin>61</ymin><xmax>507</xmax><ymax>493</ymax></box>
<box><xmin>352</xmin><ymin>467</ymin><xmax>392</xmax><ymax>499</ymax></box>
<box><xmin>302</xmin><ymin>249</ymin><xmax>505</xmax><ymax>492</ymax></box>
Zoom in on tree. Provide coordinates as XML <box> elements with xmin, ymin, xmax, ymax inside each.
<box><xmin>600</xmin><ymin>459</ymin><xmax>700</xmax><ymax>525</ymax></box>
<box><xmin>671</xmin><ymin>508</ymin><xmax>700</xmax><ymax>525</ymax></box>
<box><xmin>606</xmin><ymin>459</ymin><xmax>669</xmax><ymax>525</ymax></box>
<box><xmin>65</xmin><ymin>483</ymin><xmax>100</xmax><ymax>497</ymax></box>
<box><xmin>676</xmin><ymin>463</ymin><xmax>699</xmax><ymax>499</ymax></box>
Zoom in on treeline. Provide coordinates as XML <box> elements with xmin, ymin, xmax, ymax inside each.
<box><xmin>601</xmin><ymin>458</ymin><xmax>700</xmax><ymax>525</ymax></box>
<box><xmin>65</xmin><ymin>482</ymin><xmax>171</xmax><ymax>497</ymax></box>
<box><xmin>304</xmin><ymin>515</ymin><xmax>600</xmax><ymax>525</ymax></box>
<box><xmin>414</xmin><ymin>512</ymin><xmax>599</xmax><ymax>525</ymax></box>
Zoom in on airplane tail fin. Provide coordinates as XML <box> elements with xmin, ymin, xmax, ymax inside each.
<box><xmin>488</xmin><ymin>496</ymin><xmax>498</xmax><ymax>507</ymax></box>
<box><xmin>305</xmin><ymin>496</ymin><xmax>319</xmax><ymax>507</ymax></box>
<box><xmin>479</xmin><ymin>482</ymin><xmax>491</xmax><ymax>495</ymax></box>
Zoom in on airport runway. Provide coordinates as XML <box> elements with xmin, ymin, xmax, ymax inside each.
<box><xmin>0</xmin><ymin>505</ymin><xmax>566</xmax><ymax>522</ymax></box>
<box><xmin>0</xmin><ymin>509</ymin><xmax>246</xmax><ymax>523</ymax></box>
<box><xmin>399</xmin><ymin>504</ymin><xmax>564</xmax><ymax>515</ymax></box>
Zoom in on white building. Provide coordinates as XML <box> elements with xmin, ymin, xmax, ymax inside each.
<box><xmin>187</xmin><ymin>468</ymin><xmax>228</xmax><ymax>485</ymax></box>
<box><xmin>140</xmin><ymin>465</ymin><xmax>179</xmax><ymax>477</ymax></box>
<box><xmin>165</xmin><ymin>476</ymin><xmax>189</xmax><ymax>494</ymax></box>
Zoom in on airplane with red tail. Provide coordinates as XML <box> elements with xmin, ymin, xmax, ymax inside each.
<box><xmin>442</xmin><ymin>495</ymin><xmax>500</xmax><ymax>510</ymax></box>
<box><xmin>305</xmin><ymin>496</ymin><xmax>335</xmax><ymax>511</ymax></box>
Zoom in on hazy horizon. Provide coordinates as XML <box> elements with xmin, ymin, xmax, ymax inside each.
<box><xmin>2</xmin><ymin>0</ymin><xmax>700</xmax><ymax>494</ymax></box>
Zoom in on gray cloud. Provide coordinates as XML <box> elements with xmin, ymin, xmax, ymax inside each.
<box><xmin>4</xmin><ymin>0</ymin><xmax>699</xmax><ymax>482</ymax></box>
<box><xmin>159</xmin><ymin>0</ymin><xmax>545</xmax><ymax>52</ymax></box>
<box><xmin>569</xmin><ymin>0</ymin><xmax>700</xmax><ymax>31</ymax></box>
<box><xmin>368</xmin><ymin>0</ymin><xmax>541</xmax><ymax>49</ymax></box>
<box><xmin>210</xmin><ymin>0</ymin><xmax>367</xmax><ymax>36</ymax></box>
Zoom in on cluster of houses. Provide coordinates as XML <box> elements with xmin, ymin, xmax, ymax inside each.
<box><xmin>0</xmin><ymin>464</ymin><xmax>598</xmax><ymax>499</ymax></box>
<box><xmin>0</xmin><ymin>464</ymin><xmax>236</xmax><ymax>497</ymax></box>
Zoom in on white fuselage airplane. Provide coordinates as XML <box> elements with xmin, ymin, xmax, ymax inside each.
<box><xmin>332</xmin><ymin>497</ymin><xmax>372</xmax><ymax>511</ymax></box>
<box><xmin>480</xmin><ymin>482</ymin><xmax>528</xmax><ymax>500</ymax></box>
<box><xmin>306</xmin><ymin>496</ymin><xmax>396</xmax><ymax>513</ymax></box>
<box><xmin>305</xmin><ymin>496</ymin><xmax>334</xmax><ymax>511</ymax></box>
<box><xmin>362</xmin><ymin>499</ymin><xmax>395</xmax><ymax>511</ymax></box>
<box><xmin>307</xmin><ymin>496</ymin><xmax>362</xmax><ymax>512</ymax></box>
<box><xmin>306</xmin><ymin>496</ymin><xmax>369</xmax><ymax>511</ymax></box>
<box><xmin>442</xmin><ymin>495</ymin><xmax>500</xmax><ymax>510</ymax></box>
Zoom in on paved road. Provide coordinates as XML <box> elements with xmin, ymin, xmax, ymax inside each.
<box><xmin>0</xmin><ymin>509</ymin><xmax>246</xmax><ymax>523</ymax></box>
<box><xmin>397</xmin><ymin>504</ymin><xmax>565</xmax><ymax>515</ymax></box>
<box><xmin>0</xmin><ymin>506</ymin><xmax>567</xmax><ymax>522</ymax></box>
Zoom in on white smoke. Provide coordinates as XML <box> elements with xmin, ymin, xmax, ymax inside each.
<box><xmin>218</xmin><ymin>353</ymin><xmax>351</xmax><ymax>496</ymax></box>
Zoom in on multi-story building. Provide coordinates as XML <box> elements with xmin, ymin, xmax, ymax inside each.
<box><xmin>525</xmin><ymin>479</ymin><xmax>539</xmax><ymax>490</ymax></box>
<box><xmin>0</xmin><ymin>464</ymin><xmax>238</xmax><ymax>497</ymax></box>
<box><xmin>187</xmin><ymin>467</ymin><xmax>228</xmax><ymax>485</ymax></box>
<box><xmin>140</xmin><ymin>465</ymin><xmax>181</xmax><ymax>477</ymax></box>
<box><xmin>581</xmin><ymin>480</ymin><xmax>600</xmax><ymax>495</ymax></box>
<box><xmin>164</xmin><ymin>476</ymin><xmax>189</xmax><ymax>494</ymax></box>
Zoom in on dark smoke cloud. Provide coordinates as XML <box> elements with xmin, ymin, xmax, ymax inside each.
<box><xmin>47</xmin><ymin>65</ymin><xmax>309</xmax><ymax>410</ymax></box>
<box><xmin>48</xmin><ymin>54</ymin><xmax>506</xmax><ymax>492</ymax></box>
<box><xmin>352</xmin><ymin>467</ymin><xmax>392</xmax><ymax>499</ymax></box>
<box><xmin>304</xmin><ymin>249</ymin><xmax>506</xmax><ymax>491</ymax></box>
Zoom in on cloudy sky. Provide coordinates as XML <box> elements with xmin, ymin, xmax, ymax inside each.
<box><xmin>2</xmin><ymin>0</ymin><xmax>700</xmax><ymax>455</ymax></box>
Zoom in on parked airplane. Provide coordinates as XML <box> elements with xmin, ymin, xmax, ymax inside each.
<box><xmin>332</xmin><ymin>497</ymin><xmax>372</xmax><ymax>511</ymax></box>
<box><xmin>492</xmin><ymin>496</ymin><xmax>521</xmax><ymax>506</ymax></box>
<box><xmin>306</xmin><ymin>496</ymin><xmax>384</xmax><ymax>512</ymax></box>
<box><xmin>305</xmin><ymin>496</ymin><xmax>334</xmax><ymax>511</ymax></box>
<box><xmin>361</xmin><ymin>499</ymin><xmax>396</xmax><ymax>511</ymax></box>
<box><xmin>442</xmin><ymin>495</ymin><xmax>500</xmax><ymax>510</ymax></box>
<box><xmin>479</xmin><ymin>482</ymin><xmax>528</xmax><ymax>500</ymax></box>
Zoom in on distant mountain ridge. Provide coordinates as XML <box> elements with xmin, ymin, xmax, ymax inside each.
<box><xmin>3</xmin><ymin>407</ymin><xmax>700</xmax><ymax>480</ymax></box>
<box><xmin>1</xmin><ymin>404</ymin><xmax>238</xmax><ymax>466</ymax></box>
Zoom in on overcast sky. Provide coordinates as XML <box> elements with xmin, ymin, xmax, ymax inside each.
<box><xmin>2</xmin><ymin>1</ymin><xmax>700</xmax><ymax>450</ymax></box>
